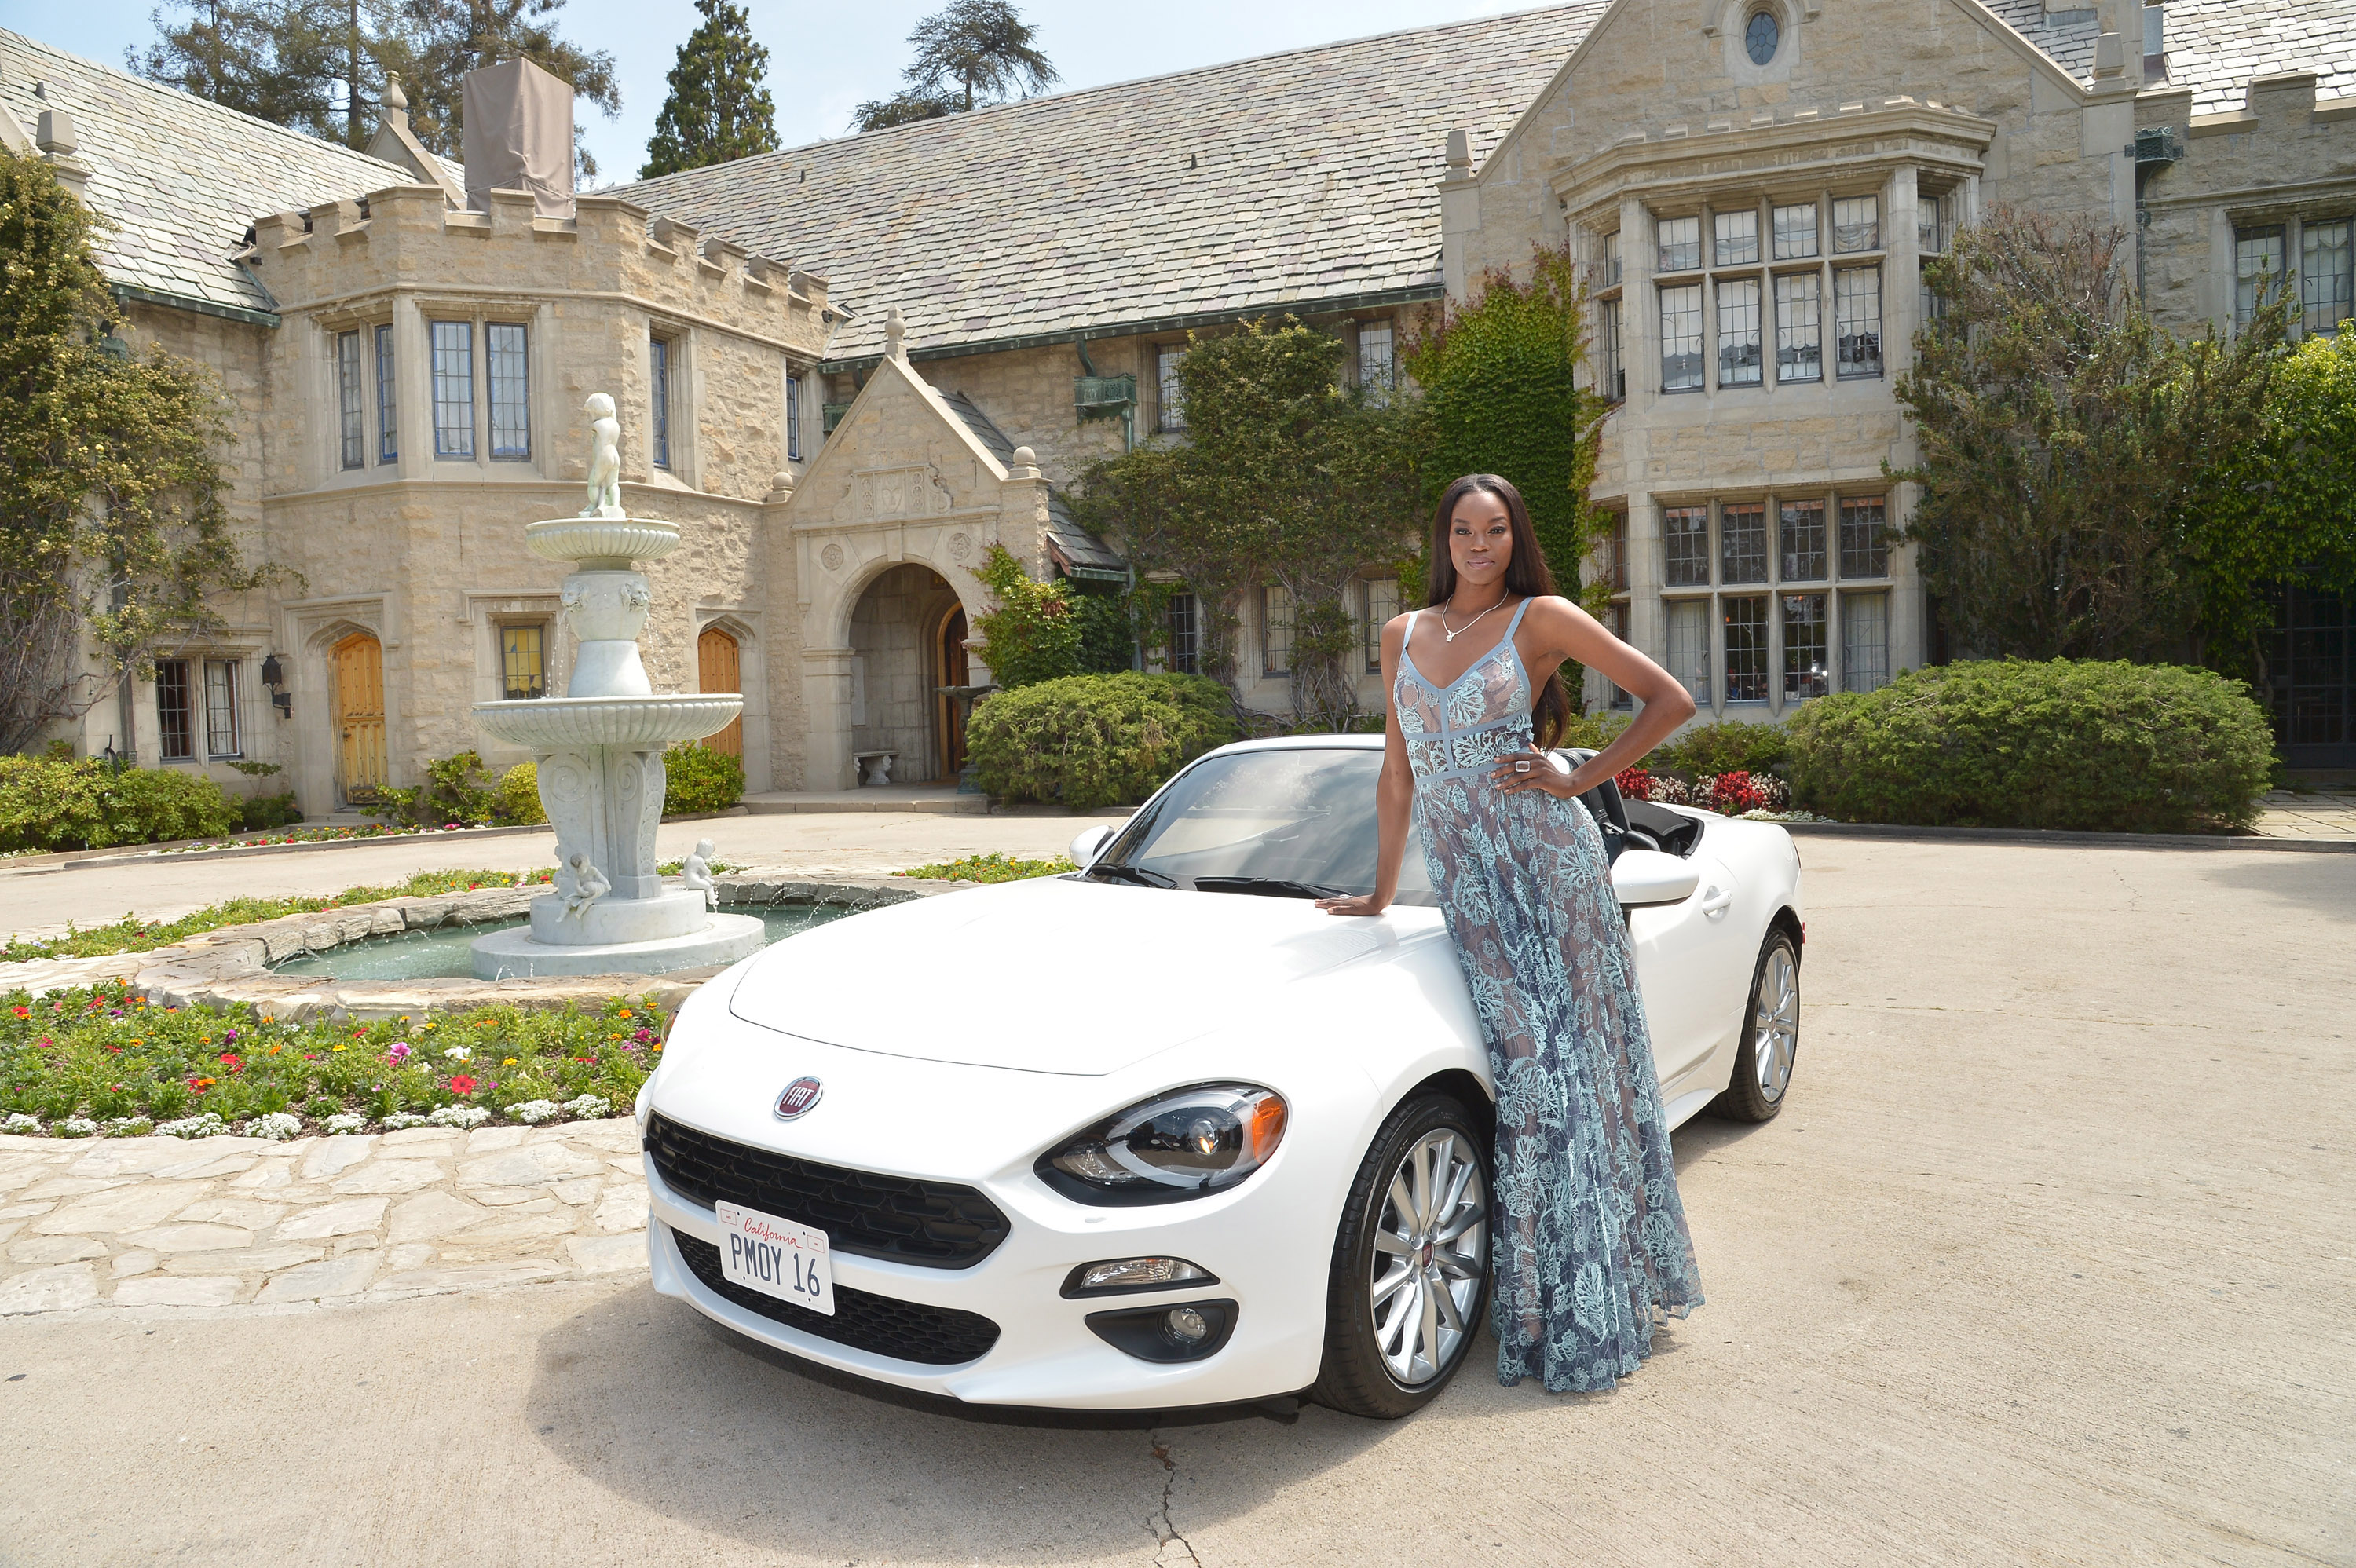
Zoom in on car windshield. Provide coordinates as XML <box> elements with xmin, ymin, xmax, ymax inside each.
<box><xmin>1087</xmin><ymin>747</ymin><xmax>1438</xmax><ymax>906</ymax></box>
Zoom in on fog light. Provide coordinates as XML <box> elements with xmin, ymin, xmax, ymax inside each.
<box><xmin>1062</xmin><ymin>1257</ymin><xmax>1218</xmax><ymax>1298</ymax></box>
<box><xmin>1085</xmin><ymin>1298</ymin><xmax>1238</xmax><ymax>1364</ymax></box>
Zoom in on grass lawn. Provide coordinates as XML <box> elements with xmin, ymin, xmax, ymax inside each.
<box><xmin>894</xmin><ymin>852</ymin><xmax>1077</xmax><ymax>883</ymax></box>
<box><xmin>2</xmin><ymin>981</ymin><xmax>661</xmax><ymax>1139</ymax></box>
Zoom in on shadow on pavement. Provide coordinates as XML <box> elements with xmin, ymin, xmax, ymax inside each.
<box><xmin>524</xmin><ymin>1281</ymin><xmax>1396</xmax><ymax>1563</ymax></box>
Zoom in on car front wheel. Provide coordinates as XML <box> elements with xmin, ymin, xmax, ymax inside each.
<box><xmin>1309</xmin><ymin>1093</ymin><xmax>1491</xmax><ymax>1420</ymax></box>
<box><xmin>1711</xmin><ymin>926</ymin><xmax>1800</xmax><ymax>1122</ymax></box>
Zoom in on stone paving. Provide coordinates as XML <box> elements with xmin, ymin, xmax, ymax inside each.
<box><xmin>2252</xmin><ymin>784</ymin><xmax>2356</xmax><ymax>841</ymax></box>
<box><xmin>0</xmin><ymin>1119</ymin><xmax>649</xmax><ymax>1314</ymax></box>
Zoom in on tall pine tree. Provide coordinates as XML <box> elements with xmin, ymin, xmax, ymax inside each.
<box><xmin>639</xmin><ymin>0</ymin><xmax>779</xmax><ymax>179</ymax></box>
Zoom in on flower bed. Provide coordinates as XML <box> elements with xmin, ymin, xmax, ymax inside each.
<box><xmin>154</xmin><ymin>822</ymin><xmax>488</xmax><ymax>854</ymax></box>
<box><xmin>1</xmin><ymin>981</ymin><xmax>659</xmax><ymax>1136</ymax></box>
<box><xmin>895</xmin><ymin>852</ymin><xmax>1077</xmax><ymax>883</ymax></box>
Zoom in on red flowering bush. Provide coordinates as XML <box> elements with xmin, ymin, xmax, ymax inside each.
<box><xmin>1707</xmin><ymin>771</ymin><xmax>1767</xmax><ymax>814</ymax></box>
<box><xmin>1615</xmin><ymin>769</ymin><xmax>1653</xmax><ymax>801</ymax></box>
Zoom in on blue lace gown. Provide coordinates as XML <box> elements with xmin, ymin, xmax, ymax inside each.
<box><xmin>1395</xmin><ymin>601</ymin><xmax>1703</xmax><ymax>1393</ymax></box>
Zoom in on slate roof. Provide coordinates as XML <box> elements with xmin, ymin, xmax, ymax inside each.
<box><xmin>2157</xmin><ymin>0</ymin><xmax>2356</xmax><ymax>116</ymax></box>
<box><xmin>0</xmin><ymin>29</ymin><xmax>425</xmax><ymax>319</ymax></box>
<box><xmin>617</xmin><ymin>5</ymin><xmax>1608</xmax><ymax>364</ymax></box>
<box><xmin>1979</xmin><ymin>0</ymin><xmax>2104</xmax><ymax>85</ymax></box>
<box><xmin>937</xmin><ymin>391</ymin><xmax>1126</xmax><ymax>576</ymax></box>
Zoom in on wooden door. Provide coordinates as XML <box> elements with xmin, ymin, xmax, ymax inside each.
<box><xmin>935</xmin><ymin>606</ymin><xmax>969</xmax><ymax>775</ymax></box>
<box><xmin>331</xmin><ymin>633</ymin><xmax>386</xmax><ymax>803</ymax></box>
<box><xmin>697</xmin><ymin>626</ymin><xmax>743</xmax><ymax>758</ymax></box>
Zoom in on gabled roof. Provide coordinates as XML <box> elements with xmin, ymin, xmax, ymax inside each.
<box><xmin>937</xmin><ymin>391</ymin><xmax>1125</xmax><ymax>576</ymax></box>
<box><xmin>617</xmin><ymin>5</ymin><xmax>1606</xmax><ymax>364</ymax></box>
<box><xmin>2158</xmin><ymin>0</ymin><xmax>2356</xmax><ymax>115</ymax></box>
<box><xmin>0</xmin><ymin>29</ymin><xmax>423</xmax><ymax>320</ymax></box>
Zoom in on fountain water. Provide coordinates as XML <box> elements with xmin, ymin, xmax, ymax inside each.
<box><xmin>467</xmin><ymin>393</ymin><xmax>764</xmax><ymax>978</ymax></box>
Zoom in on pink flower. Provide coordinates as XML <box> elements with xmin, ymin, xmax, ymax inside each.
<box><xmin>386</xmin><ymin>1041</ymin><xmax>412</xmax><ymax>1064</ymax></box>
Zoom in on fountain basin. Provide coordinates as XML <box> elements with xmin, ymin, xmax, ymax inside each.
<box><xmin>474</xmin><ymin>693</ymin><xmax>742</xmax><ymax>750</ymax></box>
<box><xmin>525</xmin><ymin>516</ymin><xmax>680</xmax><ymax>568</ymax></box>
<box><xmin>471</xmin><ymin>912</ymin><xmax>766</xmax><ymax>978</ymax></box>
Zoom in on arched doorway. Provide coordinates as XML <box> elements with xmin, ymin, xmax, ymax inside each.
<box><xmin>331</xmin><ymin>631</ymin><xmax>386</xmax><ymax>805</ymax></box>
<box><xmin>697</xmin><ymin>625</ymin><xmax>744</xmax><ymax>758</ymax></box>
<box><xmin>933</xmin><ymin>602</ymin><xmax>970</xmax><ymax>777</ymax></box>
<box><xmin>847</xmin><ymin>565</ymin><xmax>964</xmax><ymax>783</ymax></box>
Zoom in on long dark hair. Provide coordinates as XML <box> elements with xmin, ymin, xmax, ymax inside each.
<box><xmin>1426</xmin><ymin>473</ymin><xmax>1572</xmax><ymax>750</ymax></box>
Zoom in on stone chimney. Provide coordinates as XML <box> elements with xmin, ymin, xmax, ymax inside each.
<box><xmin>460</xmin><ymin>57</ymin><xmax>576</xmax><ymax>217</ymax></box>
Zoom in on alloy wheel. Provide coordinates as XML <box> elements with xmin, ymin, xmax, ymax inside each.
<box><xmin>1754</xmin><ymin>941</ymin><xmax>1799</xmax><ymax>1103</ymax></box>
<box><xmin>1368</xmin><ymin>1128</ymin><xmax>1487</xmax><ymax>1387</ymax></box>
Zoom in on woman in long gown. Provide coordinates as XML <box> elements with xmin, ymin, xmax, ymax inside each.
<box><xmin>1317</xmin><ymin>473</ymin><xmax>1706</xmax><ymax>1393</ymax></box>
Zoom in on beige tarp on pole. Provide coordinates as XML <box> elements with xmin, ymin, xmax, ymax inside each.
<box><xmin>460</xmin><ymin>57</ymin><xmax>575</xmax><ymax>217</ymax></box>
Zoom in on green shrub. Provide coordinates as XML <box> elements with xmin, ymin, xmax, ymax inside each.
<box><xmin>968</xmin><ymin>672</ymin><xmax>1239</xmax><ymax>810</ymax></box>
<box><xmin>494</xmin><ymin>762</ymin><xmax>546</xmax><ymax>824</ymax></box>
<box><xmin>971</xmin><ymin>544</ymin><xmax>1084</xmax><ymax>689</ymax></box>
<box><xmin>232</xmin><ymin>791</ymin><xmax>303</xmax><ymax>831</ymax></box>
<box><xmin>1556</xmin><ymin>709</ymin><xmax>1633</xmax><ymax>753</ymax></box>
<box><xmin>1656</xmin><ymin>720</ymin><xmax>1791</xmax><ymax>778</ymax></box>
<box><xmin>664</xmin><ymin>743</ymin><xmax>745</xmax><ymax>814</ymax></box>
<box><xmin>0</xmin><ymin>756</ymin><xmax>236</xmax><ymax>852</ymax></box>
<box><xmin>1783</xmin><ymin>658</ymin><xmax>2274</xmax><ymax>832</ymax></box>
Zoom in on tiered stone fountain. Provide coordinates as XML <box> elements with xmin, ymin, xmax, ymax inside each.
<box><xmin>468</xmin><ymin>393</ymin><xmax>763</xmax><ymax>978</ymax></box>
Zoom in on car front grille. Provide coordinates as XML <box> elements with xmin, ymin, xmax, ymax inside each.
<box><xmin>644</xmin><ymin>1113</ymin><xmax>1010</xmax><ymax>1268</ymax></box>
<box><xmin>671</xmin><ymin>1230</ymin><xmax>1002</xmax><ymax>1366</ymax></box>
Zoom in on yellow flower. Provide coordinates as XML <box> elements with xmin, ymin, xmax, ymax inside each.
<box><xmin>332</xmin><ymin>1044</ymin><xmax>347</xmax><ymax>1053</ymax></box>
<box><xmin>503</xmin><ymin>1058</ymin><xmax>517</xmax><ymax>1066</ymax></box>
<box><xmin>609</xmin><ymin>1033</ymin><xmax>622</xmax><ymax>1040</ymax></box>
<box><xmin>619</xmin><ymin>1009</ymin><xmax>633</xmax><ymax>1019</ymax></box>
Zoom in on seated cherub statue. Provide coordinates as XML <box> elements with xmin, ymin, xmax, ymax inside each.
<box><xmin>682</xmin><ymin>838</ymin><xmax>719</xmax><ymax>910</ymax></box>
<box><xmin>561</xmin><ymin>852</ymin><xmax>611</xmax><ymax>920</ymax></box>
<box><xmin>580</xmin><ymin>392</ymin><xmax>624</xmax><ymax>519</ymax></box>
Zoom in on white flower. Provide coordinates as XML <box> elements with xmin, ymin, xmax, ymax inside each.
<box><xmin>380</xmin><ymin>1112</ymin><xmax>429</xmax><ymax>1131</ymax></box>
<box><xmin>244</xmin><ymin>1113</ymin><xmax>304</xmax><ymax>1142</ymax></box>
<box><xmin>442</xmin><ymin>1046</ymin><xmax>472</xmax><ymax>1063</ymax></box>
<box><xmin>561</xmin><ymin>1094</ymin><xmax>612</xmax><ymax>1120</ymax></box>
<box><xmin>426</xmin><ymin>1105</ymin><xmax>490</xmax><ymax>1129</ymax></box>
<box><xmin>1</xmin><ymin>1112</ymin><xmax>41</xmax><ymax>1135</ymax></box>
<box><xmin>322</xmin><ymin>1113</ymin><xmax>370</xmax><ymax>1135</ymax></box>
<box><xmin>103</xmin><ymin>1117</ymin><xmax>154</xmax><ymax>1138</ymax></box>
<box><xmin>55</xmin><ymin>1117</ymin><xmax>100</xmax><ymax>1138</ymax></box>
<box><xmin>507</xmin><ymin>1099</ymin><xmax>562</xmax><ymax>1125</ymax></box>
<box><xmin>156</xmin><ymin>1113</ymin><xmax>227</xmax><ymax>1139</ymax></box>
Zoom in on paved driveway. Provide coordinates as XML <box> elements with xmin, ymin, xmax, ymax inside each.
<box><xmin>1</xmin><ymin>838</ymin><xmax>2350</xmax><ymax>1566</ymax></box>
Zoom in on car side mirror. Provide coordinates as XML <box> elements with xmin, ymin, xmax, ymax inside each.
<box><xmin>1068</xmin><ymin>825</ymin><xmax>1116</xmax><ymax>867</ymax></box>
<box><xmin>1612</xmin><ymin>849</ymin><xmax>1701</xmax><ymax>907</ymax></box>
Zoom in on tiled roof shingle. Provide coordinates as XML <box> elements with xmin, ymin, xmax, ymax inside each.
<box><xmin>0</xmin><ymin>28</ymin><xmax>425</xmax><ymax>316</ymax></box>
<box><xmin>617</xmin><ymin>5</ymin><xmax>1608</xmax><ymax>362</ymax></box>
<box><xmin>938</xmin><ymin>390</ymin><xmax>1125</xmax><ymax>574</ymax></box>
<box><xmin>2157</xmin><ymin>0</ymin><xmax>2356</xmax><ymax>116</ymax></box>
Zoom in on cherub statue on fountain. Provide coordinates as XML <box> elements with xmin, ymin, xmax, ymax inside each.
<box><xmin>580</xmin><ymin>393</ymin><xmax>624</xmax><ymax>519</ymax></box>
<box><xmin>556</xmin><ymin>852</ymin><xmax>611</xmax><ymax>922</ymax></box>
<box><xmin>681</xmin><ymin>839</ymin><xmax>719</xmax><ymax>910</ymax></box>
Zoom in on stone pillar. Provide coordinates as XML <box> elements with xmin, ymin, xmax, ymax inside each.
<box><xmin>1619</xmin><ymin>195</ymin><xmax>1653</xmax><ymax>412</ymax></box>
<box><xmin>995</xmin><ymin>446</ymin><xmax>1055</xmax><ymax>579</ymax></box>
<box><xmin>1886</xmin><ymin>164</ymin><xmax>1922</xmax><ymax>379</ymax></box>
<box><xmin>803</xmin><ymin>645</ymin><xmax>857</xmax><ymax>791</ymax></box>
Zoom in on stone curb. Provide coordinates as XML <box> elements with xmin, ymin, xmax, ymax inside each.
<box><xmin>15</xmin><ymin>806</ymin><xmax>758</xmax><ymax>874</ymax></box>
<box><xmin>1778</xmin><ymin>821</ymin><xmax>2356</xmax><ymax>853</ymax></box>
<box><xmin>0</xmin><ymin>1118</ymin><xmax>654</xmax><ymax>1315</ymax></box>
<box><xmin>0</xmin><ymin>872</ymin><xmax>966</xmax><ymax>1016</ymax></box>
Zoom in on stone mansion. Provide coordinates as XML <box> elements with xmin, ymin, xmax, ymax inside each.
<box><xmin>3</xmin><ymin>0</ymin><xmax>2351</xmax><ymax>813</ymax></box>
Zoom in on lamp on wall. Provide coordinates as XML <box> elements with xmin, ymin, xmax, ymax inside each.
<box><xmin>261</xmin><ymin>653</ymin><xmax>292</xmax><ymax>718</ymax></box>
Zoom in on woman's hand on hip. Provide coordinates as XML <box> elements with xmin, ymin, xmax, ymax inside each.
<box><xmin>1489</xmin><ymin>749</ymin><xmax>1585</xmax><ymax>799</ymax></box>
<box><xmin>1316</xmin><ymin>892</ymin><xmax>1389</xmax><ymax>917</ymax></box>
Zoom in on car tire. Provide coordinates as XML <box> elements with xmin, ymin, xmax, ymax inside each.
<box><xmin>1710</xmin><ymin>926</ymin><xmax>1801</xmax><ymax>1123</ymax></box>
<box><xmin>1308</xmin><ymin>1092</ymin><xmax>1492</xmax><ymax>1420</ymax></box>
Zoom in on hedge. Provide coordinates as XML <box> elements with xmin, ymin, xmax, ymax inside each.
<box><xmin>1783</xmin><ymin>658</ymin><xmax>2274</xmax><ymax>832</ymax></box>
<box><xmin>968</xmin><ymin>672</ymin><xmax>1239</xmax><ymax>810</ymax></box>
<box><xmin>663</xmin><ymin>742</ymin><xmax>745</xmax><ymax>814</ymax></box>
<box><xmin>0</xmin><ymin>756</ymin><xmax>237</xmax><ymax>853</ymax></box>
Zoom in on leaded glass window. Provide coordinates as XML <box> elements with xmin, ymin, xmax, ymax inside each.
<box><xmin>1782</xmin><ymin>593</ymin><xmax>1827</xmax><ymax>701</ymax></box>
<box><xmin>501</xmin><ymin>624</ymin><xmax>547</xmax><ymax>700</ymax></box>
<box><xmin>1780</xmin><ymin>499</ymin><xmax>1826</xmax><ymax>581</ymax></box>
<box><xmin>1357</xmin><ymin>318</ymin><xmax>1395</xmax><ymax>393</ymax></box>
<box><xmin>430</xmin><ymin>320</ymin><xmax>474</xmax><ymax>459</ymax></box>
<box><xmin>1839</xmin><ymin>495</ymin><xmax>1888</xmax><ymax>578</ymax></box>
<box><xmin>1663</xmin><ymin>506</ymin><xmax>1711</xmax><ymax>587</ymax></box>
<box><xmin>1660</xmin><ymin>283</ymin><xmax>1704</xmax><ymax>391</ymax></box>
<box><xmin>1157</xmin><ymin>345</ymin><xmax>1187</xmax><ymax>433</ymax></box>
<box><xmin>1835</xmin><ymin>266</ymin><xmax>1882</xmax><ymax>378</ymax></box>
<box><xmin>1774</xmin><ymin>272</ymin><xmax>1821</xmax><ymax>381</ymax></box>
<box><xmin>1842</xmin><ymin>591</ymin><xmax>1890</xmax><ymax>692</ymax></box>
<box><xmin>1717</xmin><ymin>277</ymin><xmax>1762</xmax><ymax>386</ymax></box>
<box><xmin>1166</xmin><ymin>593</ymin><xmax>1199</xmax><ymax>674</ymax></box>
<box><xmin>1832</xmin><ymin>195</ymin><xmax>1879</xmax><ymax>254</ymax></box>
<box><xmin>1657</xmin><ymin>215</ymin><xmax>1701</xmax><ymax>272</ymax></box>
<box><xmin>1721</xmin><ymin>503</ymin><xmax>1768</xmax><ymax>584</ymax></box>
<box><xmin>203</xmin><ymin>659</ymin><xmax>240</xmax><ymax>757</ymax></box>
<box><xmin>1667</xmin><ymin>598</ymin><xmax>1710</xmax><ymax>702</ymax></box>
<box><xmin>1597</xmin><ymin>297</ymin><xmax>1625</xmax><ymax>402</ymax></box>
<box><xmin>1261</xmin><ymin>585</ymin><xmax>1293</xmax><ymax>677</ymax></box>
<box><xmin>2303</xmin><ymin>217</ymin><xmax>2353</xmax><ymax>335</ymax></box>
<box><xmin>336</xmin><ymin>331</ymin><xmax>364</xmax><ymax>470</ymax></box>
<box><xmin>1772</xmin><ymin>202</ymin><xmax>1818</xmax><ymax>261</ymax></box>
<box><xmin>650</xmin><ymin>335</ymin><xmax>671</xmax><ymax>470</ymax></box>
<box><xmin>2236</xmin><ymin>225</ymin><xmax>2284</xmax><ymax>328</ymax></box>
<box><xmin>1723</xmin><ymin>596</ymin><xmax>1769</xmax><ymax>703</ymax></box>
<box><xmin>1714</xmin><ymin>208</ymin><xmax>1758</xmax><ymax>267</ymax></box>
<box><xmin>487</xmin><ymin>323</ymin><xmax>529</xmax><ymax>459</ymax></box>
<box><xmin>1363</xmin><ymin>579</ymin><xmax>1398</xmax><ymax>672</ymax></box>
<box><xmin>155</xmin><ymin>659</ymin><xmax>194</xmax><ymax>761</ymax></box>
<box><xmin>374</xmin><ymin>323</ymin><xmax>397</xmax><ymax>464</ymax></box>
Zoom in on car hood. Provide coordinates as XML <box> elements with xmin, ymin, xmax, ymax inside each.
<box><xmin>726</xmin><ymin>876</ymin><xmax>1434</xmax><ymax>1076</ymax></box>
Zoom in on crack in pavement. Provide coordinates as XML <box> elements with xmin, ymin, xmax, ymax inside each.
<box><xmin>1144</xmin><ymin>1431</ymin><xmax>1201</xmax><ymax>1567</ymax></box>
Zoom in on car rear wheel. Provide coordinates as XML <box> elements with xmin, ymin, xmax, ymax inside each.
<box><xmin>1711</xmin><ymin>927</ymin><xmax>1800</xmax><ymax>1122</ymax></box>
<box><xmin>1309</xmin><ymin>1093</ymin><xmax>1491</xmax><ymax>1420</ymax></box>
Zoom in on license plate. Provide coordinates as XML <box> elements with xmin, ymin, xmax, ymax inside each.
<box><xmin>715</xmin><ymin>1201</ymin><xmax>833</xmax><ymax>1316</ymax></box>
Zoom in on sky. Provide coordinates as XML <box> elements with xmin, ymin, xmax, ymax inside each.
<box><xmin>3</xmin><ymin>0</ymin><xmax>1544</xmax><ymax>185</ymax></box>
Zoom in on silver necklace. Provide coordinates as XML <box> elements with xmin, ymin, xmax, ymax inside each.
<box><xmin>1439</xmin><ymin>594</ymin><xmax>1509</xmax><ymax>642</ymax></box>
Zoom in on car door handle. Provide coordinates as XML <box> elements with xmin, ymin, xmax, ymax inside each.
<box><xmin>1699</xmin><ymin>886</ymin><xmax>1733</xmax><ymax>918</ymax></box>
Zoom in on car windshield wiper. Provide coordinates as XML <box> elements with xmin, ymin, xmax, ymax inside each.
<box><xmin>1086</xmin><ymin>862</ymin><xmax>1176</xmax><ymax>888</ymax></box>
<box><xmin>1189</xmin><ymin>876</ymin><xmax>1353</xmax><ymax>900</ymax></box>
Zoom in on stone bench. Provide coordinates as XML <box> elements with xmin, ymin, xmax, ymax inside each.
<box><xmin>852</xmin><ymin>750</ymin><xmax>899</xmax><ymax>786</ymax></box>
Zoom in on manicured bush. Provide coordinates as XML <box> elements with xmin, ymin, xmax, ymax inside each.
<box><xmin>494</xmin><ymin>762</ymin><xmax>546</xmax><ymax>825</ymax></box>
<box><xmin>1783</xmin><ymin>658</ymin><xmax>2274</xmax><ymax>832</ymax></box>
<box><xmin>664</xmin><ymin>742</ymin><xmax>744</xmax><ymax>814</ymax></box>
<box><xmin>968</xmin><ymin>672</ymin><xmax>1239</xmax><ymax>810</ymax></box>
<box><xmin>1657</xmin><ymin>720</ymin><xmax>1790</xmax><ymax>779</ymax></box>
<box><xmin>0</xmin><ymin>756</ymin><xmax>236</xmax><ymax>853</ymax></box>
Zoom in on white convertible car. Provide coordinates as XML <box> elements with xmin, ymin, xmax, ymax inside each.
<box><xmin>637</xmin><ymin>735</ymin><xmax>1803</xmax><ymax>1418</ymax></box>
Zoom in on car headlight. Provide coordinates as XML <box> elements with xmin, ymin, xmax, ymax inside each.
<box><xmin>1037</xmin><ymin>1084</ymin><xmax>1287</xmax><ymax>1205</ymax></box>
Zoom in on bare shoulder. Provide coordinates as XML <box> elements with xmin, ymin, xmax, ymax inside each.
<box><xmin>1381</xmin><ymin>609</ymin><xmax>1416</xmax><ymax>649</ymax></box>
<box><xmin>1519</xmin><ymin>594</ymin><xmax>1600</xmax><ymax>635</ymax></box>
